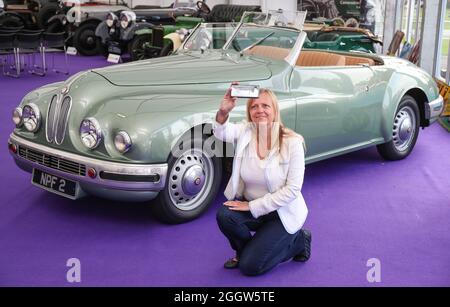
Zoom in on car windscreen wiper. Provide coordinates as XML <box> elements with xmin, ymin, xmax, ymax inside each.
<box><xmin>239</xmin><ymin>32</ymin><xmax>275</xmax><ymax>56</ymax></box>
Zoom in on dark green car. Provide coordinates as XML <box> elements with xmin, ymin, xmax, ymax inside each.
<box><xmin>304</xmin><ymin>25</ymin><xmax>382</xmax><ymax>53</ymax></box>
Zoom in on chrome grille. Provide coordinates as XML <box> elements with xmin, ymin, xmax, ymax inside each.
<box><xmin>46</xmin><ymin>95</ymin><xmax>72</xmax><ymax>144</ymax></box>
<box><xmin>18</xmin><ymin>146</ymin><xmax>86</xmax><ymax>176</ymax></box>
<box><xmin>46</xmin><ymin>95</ymin><xmax>57</xmax><ymax>142</ymax></box>
<box><xmin>55</xmin><ymin>96</ymin><xmax>71</xmax><ymax>144</ymax></box>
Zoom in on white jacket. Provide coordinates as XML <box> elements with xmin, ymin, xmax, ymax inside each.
<box><xmin>213</xmin><ymin>117</ymin><xmax>308</xmax><ymax>234</ymax></box>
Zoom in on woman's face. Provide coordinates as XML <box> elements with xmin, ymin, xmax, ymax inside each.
<box><xmin>249</xmin><ymin>92</ymin><xmax>275</xmax><ymax>126</ymax></box>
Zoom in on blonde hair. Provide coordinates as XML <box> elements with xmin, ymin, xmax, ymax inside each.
<box><xmin>246</xmin><ymin>88</ymin><xmax>304</xmax><ymax>153</ymax></box>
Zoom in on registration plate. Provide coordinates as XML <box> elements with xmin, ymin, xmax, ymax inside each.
<box><xmin>32</xmin><ymin>169</ymin><xmax>78</xmax><ymax>199</ymax></box>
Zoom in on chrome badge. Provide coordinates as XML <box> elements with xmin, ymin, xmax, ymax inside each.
<box><xmin>61</xmin><ymin>86</ymin><xmax>69</xmax><ymax>95</ymax></box>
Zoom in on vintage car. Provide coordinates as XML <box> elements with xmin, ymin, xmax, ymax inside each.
<box><xmin>95</xmin><ymin>3</ymin><xmax>261</xmax><ymax>61</ymax></box>
<box><xmin>8</xmin><ymin>11</ymin><xmax>444</xmax><ymax>224</ymax></box>
<box><xmin>94</xmin><ymin>1</ymin><xmax>207</xmax><ymax>59</ymax></box>
<box><xmin>46</xmin><ymin>0</ymin><xmax>195</xmax><ymax>56</ymax></box>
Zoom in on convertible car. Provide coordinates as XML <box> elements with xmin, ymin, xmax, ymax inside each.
<box><xmin>8</xmin><ymin>11</ymin><xmax>444</xmax><ymax>224</ymax></box>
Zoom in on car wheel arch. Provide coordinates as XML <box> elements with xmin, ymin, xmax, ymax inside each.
<box><xmin>404</xmin><ymin>88</ymin><xmax>428</xmax><ymax>127</ymax></box>
<box><xmin>166</xmin><ymin>122</ymin><xmax>234</xmax><ymax>162</ymax></box>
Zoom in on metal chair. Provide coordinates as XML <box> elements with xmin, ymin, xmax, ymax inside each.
<box><xmin>42</xmin><ymin>32</ymin><xmax>68</xmax><ymax>75</ymax></box>
<box><xmin>16</xmin><ymin>30</ymin><xmax>45</xmax><ymax>76</ymax></box>
<box><xmin>0</xmin><ymin>32</ymin><xmax>20</xmax><ymax>77</ymax></box>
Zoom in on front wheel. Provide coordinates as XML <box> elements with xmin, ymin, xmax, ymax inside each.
<box><xmin>129</xmin><ymin>34</ymin><xmax>154</xmax><ymax>61</ymax></box>
<box><xmin>152</xmin><ymin>136</ymin><xmax>223</xmax><ymax>224</ymax></box>
<box><xmin>377</xmin><ymin>95</ymin><xmax>420</xmax><ymax>160</ymax></box>
<box><xmin>73</xmin><ymin>22</ymin><xmax>102</xmax><ymax>56</ymax></box>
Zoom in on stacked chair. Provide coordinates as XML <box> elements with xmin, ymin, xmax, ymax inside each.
<box><xmin>0</xmin><ymin>26</ymin><xmax>69</xmax><ymax>78</ymax></box>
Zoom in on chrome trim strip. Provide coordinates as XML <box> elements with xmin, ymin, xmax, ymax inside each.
<box><xmin>9</xmin><ymin>134</ymin><xmax>168</xmax><ymax>191</ymax></box>
<box><xmin>428</xmin><ymin>95</ymin><xmax>444</xmax><ymax>119</ymax></box>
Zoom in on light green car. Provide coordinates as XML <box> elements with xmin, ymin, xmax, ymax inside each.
<box><xmin>8</xmin><ymin>11</ymin><xmax>444</xmax><ymax>224</ymax></box>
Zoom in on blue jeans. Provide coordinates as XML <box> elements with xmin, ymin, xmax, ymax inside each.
<box><xmin>216</xmin><ymin>205</ymin><xmax>306</xmax><ymax>276</ymax></box>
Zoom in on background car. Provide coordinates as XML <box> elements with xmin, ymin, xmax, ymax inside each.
<box><xmin>45</xmin><ymin>0</ymin><xmax>176</xmax><ymax>56</ymax></box>
<box><xmin>100</xmin><ymin>3</ymin><xmax>261</xmax><ymax>61</ymax></box>
<box><xmin>0</xmin><ymin>0</ymin><xmax>60</xmax><ymax>29</ymax></box>
<box><xmin>303</xmin><ymin>25</ymin><xmax>383</xmax><ymax>53</ymax></box>
<box><xmin>8</xmin><ymin>11</ymin><xmax>444</xmax><ymax>224</ymax></box>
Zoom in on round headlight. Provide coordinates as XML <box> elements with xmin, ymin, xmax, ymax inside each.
<box><xmin>22</xmin><ymin>103</ymin><xmax>41</xmax><ymax>132</ymax></box>
<box><xmin>12</xmin><ymin>107</ymin><xmax>23</xmax><ymax>126</ymax></box>
<box><xmin>120</xmin><ymin>19</ymin><xmax>129</xmax><ymax>29</ymax></box>
<box><xmin>106</xmin><ymin>12</ymin><xmax>117</xmax><ymax>28</ymax></box>
<box><xmin>120</xmin><ymin>11</ymin><xmax>135</xmax><ymax>29</ymax></box>
<box><xmin>114</xmin><ymin>131</ymin><xmax>132</xmax><ymax>153</ymax></box>
<box><xmin>80</xmin><ymin>118</ymin><xmax>102</xmax><ymax>149</ymax></box>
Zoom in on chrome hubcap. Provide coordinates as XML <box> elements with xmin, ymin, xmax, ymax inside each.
<box><xmin>393</xmin><ymin>106</ymin><xmax>416</xmax><ymax>152</ymax></box>
<box><xmin>168</xmin><ymin>148</ymin><xmax>213</xmax><ymax>211</ymax></box>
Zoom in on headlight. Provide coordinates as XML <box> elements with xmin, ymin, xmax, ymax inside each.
<box><xmin>176</xmin><ymin>28</ymin><xmax>189</xmax><ymax>41</ymax></box>
<box><xmin>106</xmin><ymin>12</ymin><xmax>117</xmax><ymax>28</ymax></box>
<box><xmin>120</xmin><ymin>11</ymin><xmax>135</xmax><ymax>29</ymax></box>
<box><xmin>62</xmin><ymin>17</ymin><xmax>67</xmax><ymax>25</ymax></box>
<box><xmin>80</xmin><ymin>118</ymin><xmax>102</xmax><ymax>149</ymax></box>
<box><xmin>12</xmin><ymin>107</ymin><xmax>23</xmax><ymax>126</ymax></box>
<box><xmin>120</xmin><ymin>19</ymin><xmax>129</xmax><ymax>29</ymax></box>
<box><xmin>114</xmin><ymin>131</ymin><xmax>132</xmax><ymax>153</ymax></box>
<box><xmin>106</xmin><ymin>19</ymin><xmax>114</xmax><ymax>28</ymax></box>
<box><xmin>22</xmin><ymin>103</ymin><xmax>41</xmax><ymax>132</ymax></box>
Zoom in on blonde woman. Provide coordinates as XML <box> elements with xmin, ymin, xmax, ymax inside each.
<box><xmin>214</xmin><ymin>85</ymin><xmax>311</xmax><ymax>276</ymax></box>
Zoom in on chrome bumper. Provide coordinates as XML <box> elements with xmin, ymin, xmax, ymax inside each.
<box><xmin>8</xmin><ymin>134</ymin><xmax>168</xmax><ymax>193</ymax></box>
<box><xmin>426</xmin><ymin>95</ymin><xmax>444</xmax><ymax>123</ymax></box>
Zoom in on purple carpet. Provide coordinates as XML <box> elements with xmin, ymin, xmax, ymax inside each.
<box><xmin>1</xmin><ymin>54</ymin><xmax>450</xmax><ymax>286</ymax></box>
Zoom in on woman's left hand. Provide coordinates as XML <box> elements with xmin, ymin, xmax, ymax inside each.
<box><xmin>224</xmin><ymin>200</ymin><xmax>250</xmax><ymax>211</ymax></box>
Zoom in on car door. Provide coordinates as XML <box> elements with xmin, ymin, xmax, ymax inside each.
<box><xmin>290</xmin><ymin>62</ymin><xmax>383</xmax><ymax>161</ymax></box>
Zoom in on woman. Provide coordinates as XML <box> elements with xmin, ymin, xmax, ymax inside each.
<box><xmin>214</xmin><ymin>85</ymin><xmax>311</xmax><ymax>276</ymax></box>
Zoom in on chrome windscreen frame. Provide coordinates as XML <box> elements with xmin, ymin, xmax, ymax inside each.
<box><xmin>178</xmin><ymin>20</ymin><xmax>307</xmax><ymax>68</ymax></box>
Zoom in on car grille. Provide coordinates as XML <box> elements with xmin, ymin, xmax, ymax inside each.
<box><xmin>46</xmin><ymin>95</ymin><xmax>72</xmax><ymax>145</ymax></box>
<box><xmin>18</xmin><ymin>146</ymin><xmax>86</xmax><ymax>176</ymax></box>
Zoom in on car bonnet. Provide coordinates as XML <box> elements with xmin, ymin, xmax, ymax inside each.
<box><xmin>91</xmin><ymin>54</ymin><xmax>272</xmax><ymax>86</ymax></box>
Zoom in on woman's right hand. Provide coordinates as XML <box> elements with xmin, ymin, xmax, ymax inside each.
<box><xmin>219</xmin><ymin>86</ymin><xmax>237</xmax><ymax>114</ymax></box>
<box><xmin>216</xmin><ymin>83</ymin><xmax>238</xmax><ymax>124</ymax></box>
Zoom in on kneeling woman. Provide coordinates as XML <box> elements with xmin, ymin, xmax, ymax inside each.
<box><xmin>214</xmin><ymin>86</ymin><xmax>311</xmax><ymax>276</ymax></box>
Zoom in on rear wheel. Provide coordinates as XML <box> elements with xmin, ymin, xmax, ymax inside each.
<box><xmin>36</xmin><ymin>2</ymin><xmax>58</xmax><ymax>29</ymax></box>
<box><xmin>377</xmin><ymin>95</ymin><xmax>420</xmax><ymax>160</ymax></box>
<box><xmin>153</xmin><ymin>135</ymin><xmax>222</xmax><ymax>224</ymax></box>
<box><xmin>73</xmin><ymin>22</ymin><xmax>101</xmax><ymax>56</ymax></box>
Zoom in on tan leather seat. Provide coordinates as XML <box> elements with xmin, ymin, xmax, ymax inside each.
<box><xmin>296</xmin><ymin>50</ymin><xmax>346</xmax><ymax>67</ymax></box>
<box><xmin>245</xmin><ymin>45</ymin><xmax>290</xmax><ymax>60</ymax></box>
<box><xmin>345</xmin><ymin>56</ymin><xmax>375</xmax><ymax>66</ymax></box>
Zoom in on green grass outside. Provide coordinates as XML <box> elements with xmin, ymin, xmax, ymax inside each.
<box><xmin>400</xmin><ymin>5</ymin><xmax>450</xmax><ymax>55</ymax></box>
